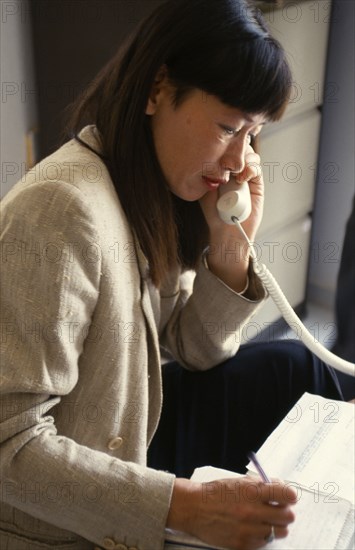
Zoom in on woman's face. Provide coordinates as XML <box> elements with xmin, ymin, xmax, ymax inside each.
<box><xmin>146</xmin><ymin>82</ymin><xmax>266</xmax><ymax>201</ymax></box>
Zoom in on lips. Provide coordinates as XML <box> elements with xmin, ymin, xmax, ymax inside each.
<box><xmin>202</xmin><ymin>176</ymin><xmax>228</xmax><ymax>189</ymax></box>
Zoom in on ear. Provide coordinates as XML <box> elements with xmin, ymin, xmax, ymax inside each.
<box><xmin>145</xmin><ymin>65</ymin><xmax>169</xmax><ymax>115</ymax></box>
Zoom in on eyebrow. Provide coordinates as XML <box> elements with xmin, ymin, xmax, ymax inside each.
<box><xmin>217</xmin><ymin>116</ymin><xmax>267</xmax><ymax>133</ymax></box>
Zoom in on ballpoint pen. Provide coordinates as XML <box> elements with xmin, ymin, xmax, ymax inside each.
<box><xmin>247</xmin><ymin>451</ymin><xmax>275</xmax><ymax>544</ymax></box>
<box><xmin>247</xmin><ymin>450</ymin><xmax>272</xmax><ymax>484</ymax></box>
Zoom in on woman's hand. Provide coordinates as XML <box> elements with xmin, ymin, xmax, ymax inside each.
<box><xmin>198</xmin><ymin>145</ymin><xmax>264</xmax><ymax>293</ymax></box>
<box><xmin>234</xmin><ymin>144</ymin><xmax>264</xmax><ymax>241</ymax></box>
<box><xmin>199</xmin><ymin>144</ymin><xmax>264</xmax><ymax>242</ymax></box>
<box><xmin>167</xmin><ymin>476</ymin><xmax>297</xmax><ymax>550</ymax></box>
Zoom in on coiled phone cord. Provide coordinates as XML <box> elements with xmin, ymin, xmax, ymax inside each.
<box><xmin>233</xmin><ymin>216</ymin><xmax>355</xmax><ymax>377</ymax></box>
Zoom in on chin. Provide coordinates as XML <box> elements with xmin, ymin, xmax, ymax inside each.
<box><xmin>170</xmin><ymin>188</ymin><xmax>203</xmax><ymax>202</ymax></box>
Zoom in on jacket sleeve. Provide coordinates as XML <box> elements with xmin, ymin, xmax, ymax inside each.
<box><xmin>0</xmin><ymin>181</ymin><xmax>175</xmax><ymax>549</ymax></box>
<box><xmin>160</xmin><ymin>256</ymin><xmax>267</xmax><ymax>370</ymax></box>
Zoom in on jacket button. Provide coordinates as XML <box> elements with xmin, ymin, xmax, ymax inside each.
<box><xmin>107</xmin><ymin>436</ymin><xmax>123</xmax><ymax>450</ymax></box>
<box><xmin>103</xmin><ymin>538</ymin><xmax>116</xmax><ymax>550</ymax></box>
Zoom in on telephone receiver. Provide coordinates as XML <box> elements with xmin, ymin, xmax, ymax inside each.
<box><xmin>217</xmin><ymin>179</ymin><xmax>252</xmax><ymax>224</ymax></box>
<box><xmin>215</xmin><ymin>179</ymin><xmax>354</xmax><ymax>377</ymax></box>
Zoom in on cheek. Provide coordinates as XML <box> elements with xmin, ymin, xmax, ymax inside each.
<box><xmin>153</xmin><ymin>114</ymin><xmax>224</xmax><ymax>175</ymax></box>
<box><xmin>196</xmin><ymin>137</ymin><xmax>226</xmax><ymax>167</ymax></box>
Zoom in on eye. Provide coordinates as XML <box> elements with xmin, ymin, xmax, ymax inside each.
<box><xmin>220</xmin><ymin>124</ymin><xmax>236</xmax><ymax>137</ymax></box>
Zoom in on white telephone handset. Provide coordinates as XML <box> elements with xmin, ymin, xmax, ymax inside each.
<box><xmin>216</xmin><ymin>180</ymin><xmax>354</xmax><ymax>377</ymax></box>
<box><xmin>217</xmin><ymin>180</ymin><xmax>252</xmax><ymax>224</ymax></box>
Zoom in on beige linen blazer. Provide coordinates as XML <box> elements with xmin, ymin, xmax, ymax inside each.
<box><xmin>0</xmin><ymin>126</ymin><xmax>266</xmax><ymax>549</ymax></box>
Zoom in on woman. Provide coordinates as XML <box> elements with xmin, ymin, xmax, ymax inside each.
<box><xmin>0</xmin><ymin>0</ymin><xmax>342</xmax><ymax>549</ymax></box>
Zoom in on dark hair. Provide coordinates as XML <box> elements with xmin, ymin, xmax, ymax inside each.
<box><xmin>65</xmin><ymin>0</ymin><xmax>292</xmax><ymax>286</ymax></box>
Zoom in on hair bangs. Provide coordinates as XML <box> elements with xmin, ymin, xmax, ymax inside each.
<box><xmin>220</xmin><ymin>37</ymin><xmax>292</xmax><ymax>120</ymax></box>
<box><xmin>168</xmin><ymin>35</ymin><xmax>291</xmax><ymax>122</ymax></box>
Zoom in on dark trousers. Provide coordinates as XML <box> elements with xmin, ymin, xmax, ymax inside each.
<box><xmin>148</xmin><ymin>340</ymin><xmax>343</xmax><ymax>478</ymax></box>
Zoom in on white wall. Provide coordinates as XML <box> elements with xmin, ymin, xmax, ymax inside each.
<box><xmin>308</xmin><ymin>0</ymin><xmax>355</xmax><ymax>308</ymax></box>
<box><xmin>0</xmin><ymin>0</ymin><xmax>38</xmax><ymax>198</ymax></box>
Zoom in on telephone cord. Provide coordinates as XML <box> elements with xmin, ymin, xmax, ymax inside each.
<box><xmin>233</xmin><ymin>217</ymin><xmax>355</xmax><ymax>377</ymax></box>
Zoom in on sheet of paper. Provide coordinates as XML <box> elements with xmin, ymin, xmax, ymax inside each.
<box><xmin>247</xmin><ymin>392</ymin><xmax>355</xmax><ymax>505</ymax></box>
<box><xmin>268</xmin><ymin>488</ymin><xmax>353</xmax><ymax>550</ymax></box>
<box><xmin>191</xmin><ymin>466</ymin><xmax>244</xmax><ymax>482</ymax></box>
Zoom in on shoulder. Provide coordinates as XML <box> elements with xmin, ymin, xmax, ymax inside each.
<box><xmin>1</xmin><ymin>127</ymin><xmax>130</xmax><ymax>243</ymax></box>
<box><xmin>3</xmin><ymin>127</ymin><xmax>111</xmax><ymax>203</ymax></box>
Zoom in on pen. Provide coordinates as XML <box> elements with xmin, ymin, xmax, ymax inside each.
<box><xmin>248</xmin><ymin>451</ymin><xmax>276</xmax><ymax>545</ymax></box>
<box><xmin>247</xmin><ymin>451</ymin><xmax>272</xmax><ymax>483</ymax></box>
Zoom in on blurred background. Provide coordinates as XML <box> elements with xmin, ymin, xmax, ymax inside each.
<box><xmin>1</xmin><ymin>0</ymin><xmax>354</xmax><ymax>393</ymax></box>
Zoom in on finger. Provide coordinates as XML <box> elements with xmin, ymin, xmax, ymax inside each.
<box><xmin>246</xmin><ymin>144</ymin><xmax>256</xmax><ymax>155</ymax></box>
<box><xmin>246</xmin><ymin>164</ymin><xmax>263</xmax><ymax>184</ymax></box>
<box><xmin>237</xmin><ymin>156</ymin><xmax>262</xmax><ymax>184</ymax></box>
<box><xmin>260</xmin><ymin>482</ymin><xmax>298</xmax><ymax>505</ymax></box>
<box><xmin>262</xmin><ymin>523</ymin><xmax>290</xmax><ymax>541</ymax></box>
<box><xmin>274</xmin><ymin>525</ymin><xmax>291</xmax><ymax>540</ymax></box>
<box><xmin>263</xmin><ymin>504</ymin><xmax>296</xmax><ymax>528</ymax></box>
<box><xmin>245</xmin><ymin>151</ymin><xmax>261</xmax><ymax>165</ymax></box>
<box><xmin>240</xmin><ymin>522</ymin><xmax>291</xmax><ymax>549</ymax></box>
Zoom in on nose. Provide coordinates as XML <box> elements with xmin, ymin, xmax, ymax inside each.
<box><xmin>220</xmin><ymin>137</ymin><xmax>247</xmax><ymax>177</ymax></box>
